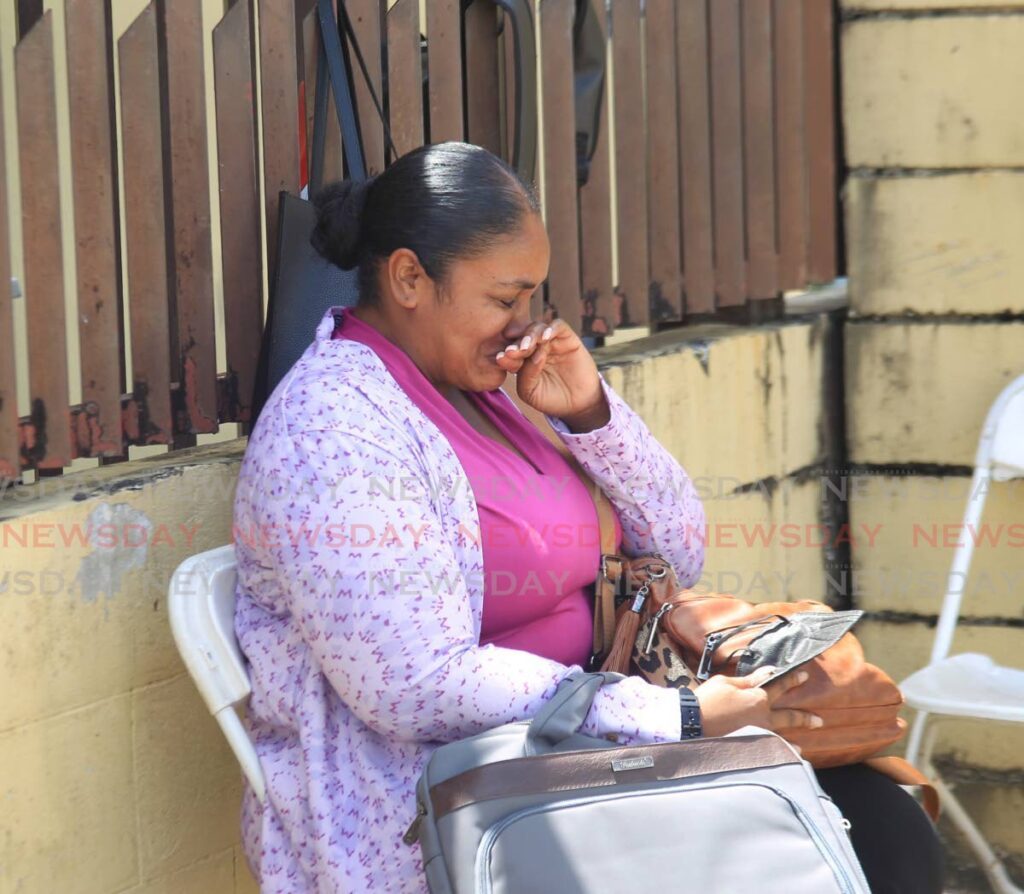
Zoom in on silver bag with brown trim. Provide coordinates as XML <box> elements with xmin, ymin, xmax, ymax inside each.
<box><xmin>403</xmin><ymin>671</ymin><xmax>870</xmax><ymax>894</ymax></box>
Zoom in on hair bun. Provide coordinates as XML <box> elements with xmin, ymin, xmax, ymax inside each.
<box><xmin>310</xmin><ymin>178</ymin><xmax>374</xmax><ymax>270</ymax></box>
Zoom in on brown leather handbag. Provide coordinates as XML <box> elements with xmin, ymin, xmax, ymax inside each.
<box><xmin>594</xmin><ymin>554</ymin><xmax>908</xmax><ymax>768</ymax></box>
<box><xmin>592</xmin><ymin>553</ymin><xmax>939</xmax><ymax>820</ymax></box>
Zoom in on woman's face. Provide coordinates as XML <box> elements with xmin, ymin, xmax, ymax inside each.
<box><xmin>412</xmin><ymin>212</ymin><xmax>551</xmax><ymax>392</ymax></box>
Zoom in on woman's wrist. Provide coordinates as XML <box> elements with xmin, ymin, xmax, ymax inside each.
<box><xmin>561</xmin><ymin>393</ymin><xmax>611</xmax><ymax>433</ymax></box>
<box><xmin>678</xmin><ymin>686</ymin><xmax>703</xmax><ymax>739</ymax></box>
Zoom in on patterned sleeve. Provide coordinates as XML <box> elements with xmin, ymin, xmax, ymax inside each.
<box><xmin>547</xmin><ymin>374</ymin><xmax>707</xmax><ymax>586</ymax></box>
<box><xmin>252</xmin><ymin>425</ymin><xmax>682</xmax><ymax>745</ymax></box>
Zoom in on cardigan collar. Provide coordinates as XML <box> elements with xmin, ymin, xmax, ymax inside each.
<box><xmin>314</xmin><ymin>304</ymin><xmax>348</xmax><ymax>342</ymax></box>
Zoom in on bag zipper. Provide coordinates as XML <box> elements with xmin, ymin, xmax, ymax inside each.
<box><xmin>695</xmin><ymin>615</ymin><xmax>789</xmax><ymax>681</ymax></box>
<box><xmin>473</xmin><ymin>780</ymin><xmax>860</xmax><ymax>894</ymax></box>
<box><xmin>696</xmin><ymin>630</ymin><xmax>729</xmax><ymax>681</ymax></box>
<box><xmin>642</xmin><ymin>602</ymin><xmax>676</xmax><ymax>654</ymax></box>
<box><xmin>642</xmin><ymin>601</ymin><xmax>788</xmax><ymax>674</ymax></box>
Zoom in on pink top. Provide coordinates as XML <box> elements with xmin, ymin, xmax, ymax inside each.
<box><xmin>332</xmin><ymin>307</ymin><xmax>622</xmax><ymax>667</ymax></box>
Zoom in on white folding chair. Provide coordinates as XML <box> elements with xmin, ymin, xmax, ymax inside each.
<box><xmin>901</xmin><ymin>373</ymin><xmax>1024</xmax><ymax>894</ymax></box>
<box><xmin>168</xmin><ymin>544</ymin><xmax>266</xmax><ymax>804</ymax></box>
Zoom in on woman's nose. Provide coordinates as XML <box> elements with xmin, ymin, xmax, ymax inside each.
<box><xmin>502</xmin><ymin>305</ymin><xmax>534</xmax><ymax>341</ymax></box>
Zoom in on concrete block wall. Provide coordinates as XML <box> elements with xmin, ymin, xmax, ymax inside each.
<box><xmin>0</xmin><ymin>317</ymin><xmax>834</xmax><ymax>893</ymax></box>
<box><xmin>596</xmin><ymin>316</ymin><xmax>834</xmax><ymax>604</ymax></box>
<box><xmin>841</xmin><ymin>0</ymin><xmax>1024</xmax><ymax>877</ymax></box>
<box><xmin>0</xmin><ymin>444</ymin><xmax>258</xmax><ymax>894</ymax></box>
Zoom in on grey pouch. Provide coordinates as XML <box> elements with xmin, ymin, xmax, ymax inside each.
<box><xmin>406</xmin><ymin>671</ymin><xmax>871</xmax><ymax>894</ymax></box>
<box><xmin>734</xmin><ymin>610</ymin><xmax>863</xmax><ymax>682</ymax></box>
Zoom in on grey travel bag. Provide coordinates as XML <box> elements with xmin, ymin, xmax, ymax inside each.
<box><xmin>404</xmin><ymin>671</ymin><xmax>871</xmax><ymax>894</ymax></box>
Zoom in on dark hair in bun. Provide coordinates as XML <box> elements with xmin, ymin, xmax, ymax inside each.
<box><xmin>310</xmin><ymin>141</ymin><xmax>539</xmax><ymax>306</ymax></box>
<box><xmin>310</xmin><ymin>177</ymin><xmax>375</xmax><ymax>271</ymax></box>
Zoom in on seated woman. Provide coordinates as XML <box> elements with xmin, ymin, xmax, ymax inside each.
<box><xmin>233</xmin><ymin>142</ymin><xmax>943</xmax><ymax>893</ymax></box>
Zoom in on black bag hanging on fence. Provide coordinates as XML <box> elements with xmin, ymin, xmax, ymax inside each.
<box><xmin>250</xmin><ymin>0</ymin><xmax>371</xmax><ymax>423</ymax></box>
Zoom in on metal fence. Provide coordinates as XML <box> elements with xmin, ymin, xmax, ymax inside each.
<box><xmin>0</xmin><ymin>0</ymin><xmax>838</xmax><ymax>479</ymax></box>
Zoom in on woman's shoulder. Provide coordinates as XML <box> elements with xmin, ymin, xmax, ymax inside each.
<box><xmin>263</xmin><ymin>339</ymin><xmax>408</xmax><ymax>434</ymax></box>
<box><xmin>237</xmin><ymin>341</ymin><xmax>467</xmax><ymax>526</ymax></box>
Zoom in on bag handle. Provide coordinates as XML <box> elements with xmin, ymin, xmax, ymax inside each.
<box><xmin>863</xmin><ymin>756</ymin><xmax>941</xmax><ymax>823</ymax></box>
<box><xmin>492</xmin><ymin>0</ymin><xmax>538</xmax><ymax>181</ymax></box>
<box><xmin>335</xmin><ymin>0</ymin><xmax>398</xmax><ymax>162</ymax></box>
<box><xmin>316</xmin><ymin>0</ymin><xmax>537</xmax><ymax>183</ymax></box>
<box><xmin>525</xmin><ymin>671</ymin><xmax>624</xmax><ymax>756</ymax></box>
<box><xmin>310</xmin><ymin>0</ymin><xmax>399</xmax><ymax>190</ymax></box>
<box><xmin>311</xmin><ymin>0</ymin><xmax>366</xmax><ymax>188</ymax></box>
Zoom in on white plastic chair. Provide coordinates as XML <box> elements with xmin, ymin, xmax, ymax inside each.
<box><xmin>900</xmin><ymin>373</ymin><xmax>1024</xmax><ymax>894</ymax></box>
<box><xmin>168</xmin><ymin>544</ymin><xmax>266</xmax><ymax>803</ymax></box>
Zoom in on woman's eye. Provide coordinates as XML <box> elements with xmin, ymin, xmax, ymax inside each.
<box><xmin>497</xmin><ymin>298</ymin><xmax>516</xmax><ymax>309</ymax></box>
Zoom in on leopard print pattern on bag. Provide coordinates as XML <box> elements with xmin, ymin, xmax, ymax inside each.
<box><xmin>632</xmin><ymin>617</ymin><xmax>695</xmax><ymax>690</ymax></box>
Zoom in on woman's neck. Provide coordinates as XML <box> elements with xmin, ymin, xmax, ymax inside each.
<box><xmin>350</xmin><ymin>304</ymin><xmax>448</xmax><ymax>392</ymax></box>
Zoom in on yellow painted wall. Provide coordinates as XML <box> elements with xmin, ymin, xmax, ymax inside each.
<box><xmin>841</xmin><ymin>2</ymin><xmax>1024</xmax><ymax>879</ymax></box>
<box><xmin>0</xmin><ymin>441</ymin><xmax>255</xmax><ymax>893</ymax></box>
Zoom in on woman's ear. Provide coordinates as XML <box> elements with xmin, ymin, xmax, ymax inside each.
<box><xmin>386</xmin><ymin>248</ymin><xmax>428</xmax><ymax>309</ymax></box>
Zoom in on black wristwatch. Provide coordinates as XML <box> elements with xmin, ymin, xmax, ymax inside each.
<box><xmin>678</xmin><ymin>686</ymin><xmax>703</xmax><ymax>739</ymax></box>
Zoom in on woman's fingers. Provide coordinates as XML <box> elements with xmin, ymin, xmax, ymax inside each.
<box><xmin>526</xmin><ymin>336</ymin><xmax>552</xmax><ymax>369</ymax></box>
<box><xmin>770</xmin><ymin>708</ymin><xmax>823</xmax><ymax>731</ymax></box>
<box><xmin>511</xmin><ymin>337</ymin><xmax>553</xmax><ymax>400</ymax></box>
<box><xmin>542</xmin><ymin>319</ymin><xmax>569</xmax><ymax>345</ymax></box>
<box><xmin>744</xmin><ymin>665</ymin><xmax>778</xmax><ymax>687</ymax></box>
<box><xmin>762</xmin><ymin>670</ymin><xmax>819</xmax><ymax>731</ymax></box>
<box><xmin>497</xmin><ymin>322</ymin><xmax>564</xmax><ymax>381</ymax></box>
<box><xmin>764</xmin><ymin>668</ymin><xmax>811</xmax><ymax>700</ymax></box>
<box><xmin>495</xmin><ymin>351</ymin><xmax>525</xmax><ymax>373</ymax></box>
<box><xmin>496</xmin><ymin>319</ymin><xmax>576</xmax><ymax>375</ymax></box>
<box><xmin>497</xmin><ymin>321</ymin><xmax>549</xmax><ymax>363</ymax></box>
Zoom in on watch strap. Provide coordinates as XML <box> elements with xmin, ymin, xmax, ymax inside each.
<box><xmin>678</xmin><ymin>686</ymin><xmax>703</xmax><ymax>739</ymax></box>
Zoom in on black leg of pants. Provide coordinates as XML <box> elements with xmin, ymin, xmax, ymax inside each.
<box><xmin>815</xmin><ymin>764</ymin><xmax>946</xmax><ymax>894</ymax></box>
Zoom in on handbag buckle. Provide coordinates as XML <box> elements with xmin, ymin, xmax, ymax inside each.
<box><xmin>601</xmin><ymin>553</ymin><xmax>625</xmax><ymax>582</ymax></box>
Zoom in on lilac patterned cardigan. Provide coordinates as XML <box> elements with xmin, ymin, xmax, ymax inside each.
<box><xmin>233</xmin><ymin>306</ymin><xmax>707</xmax><ymax>892</ymax></box>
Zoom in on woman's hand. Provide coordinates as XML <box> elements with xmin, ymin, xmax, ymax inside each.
<box><xmin>694</xmin><ymin>666</ymin><xmax>823</xmax><ymax>738</ymax></box>
<box><xmin>496</xmin><ymin>319</ymin><xmax>610</xmax><ymax>432</ymax></box>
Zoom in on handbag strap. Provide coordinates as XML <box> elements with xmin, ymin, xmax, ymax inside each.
<box><xmin>863</xmin><ymin>756</ymin><xmax>941</xmax><ymax>823</ymax></box>
<box><xmin>336</xmin><ymin>1</ymin><xmax>398</xmax><ymax>161</ymax></box>
<box><xmin>311</xmin><ymin>0</ymin><xmax>398</xmax><ymax>191</ymax></box>
<box><xmin>313</xmin><ymin>0</ymin><xmax>366</xmax><ymax>187</ymax></box>
<box><xmin>494</xmin><ymin>382</ymin><xmax>619</xmax><ymax>661</ymax></box>
<box><xmin>323</xmin><ymin>0</ymin><xmax>537</xmax><ymax>183</ymax></box>
<box><xmin>496</xmin><ymin>381</ymin><xmax>617</xmax><ymax>555</ymax></box>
